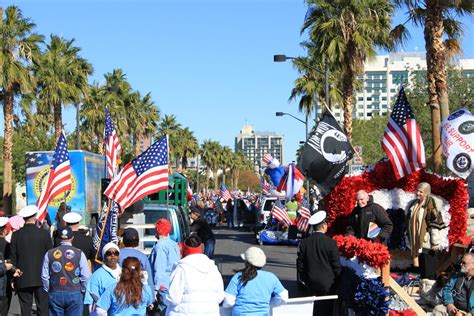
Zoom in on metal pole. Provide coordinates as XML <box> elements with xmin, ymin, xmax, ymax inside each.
<box><xmin>196</xmin><ymin>155</ymin><xmax>200</xmax><ymax>194</ymax></box>
<box><xmin>325</xmin><ymin>59</ymin><xmax>330</xmax><ymax>110</ymax></box>
<box><xmin>76</xmin><ymin>103</ymin><xmax>81</xmax><ymax>149</ymax></box>
<box><xmin>305</xmin><ymin>113</ymin><xmax>310</xmax><ymax>205</ymax></box>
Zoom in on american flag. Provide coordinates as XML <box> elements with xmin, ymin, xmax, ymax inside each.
<box><xmin>272</xmin><ymin>200</ymin><xmax>292</xmax><ymax>227</ymax></box>
<box><xmin>105</xmin><ymin>108</ymin><xmax>122</xmax><ymax>179</ymax></box>
<box><xmin>36</xmin><ymin>131</ymin><xmax>72</xmax><ymax>223</ymax></box>
<box><xmin>382</xmin><ymin>87</ymin><xmax>425</xmax><ymax>179</ymax></box>
<box><xmin>261</xmin><ymin>176</ymin><xmax>271</xmax><ymax>195</ymax></box>
<box><xmin>104</xmin><ymin>136</ymin><xmax>169</xmax><ymax>210</ymax></box>
<box><xmin>295</xmin><ymin>206</ymin><xmax>311</xmax><ymax>233</ymax></box>
<box><xmin>263</xmin><ymin>153</ymin><xmax>273</xmax><ymax>165</ymax></box>
<box><xmin>220</xmin><ymin>183</ymin><xmax>232</xmax><ymax>202</ymax></box>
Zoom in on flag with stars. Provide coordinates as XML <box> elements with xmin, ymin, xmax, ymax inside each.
<box><xmin>105</xmin><ymin>108</ymin><xmax>122</xmax><ymax>179</ymax></box>
<box><xmin>36</xmin><ymin>131</ymin><xmax>72</xmax><ymax>223</ymax></box>
<box><xmin>382</xmin><ymin>86</ymin><xmax>426</xmax><ymax>179</ymax></box>
<box><xmin>104</xmin><ymin>136</ymin><xmax>169</xmax><ymax>210</ymax></box>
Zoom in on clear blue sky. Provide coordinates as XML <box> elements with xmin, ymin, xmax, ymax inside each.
<box><xmin>3</xmin><ymin>0</ymin><xmax>474</xmax><ymax>163</ymax></box>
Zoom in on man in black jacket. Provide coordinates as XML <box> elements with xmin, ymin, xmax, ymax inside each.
<box><xmin>346</xmin><ymin>190</ymin><xmax>393</xmax><ymax>244</ymax></box>
<box><xmin>190</xmin><ymin>208</ymin><xmax>215</xmax><ymax>259</ymax></box>
<box><xmin>11</xmin><ymin>205</ymin><xmax>53</xmax><ymax>316</ymax></box>
<box><xmin>297</xmin><ymin>211</ymin><xmax>341</xmax><ymax>316</ymax></box>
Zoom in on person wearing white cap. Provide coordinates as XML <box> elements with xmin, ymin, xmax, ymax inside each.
<box><xmin>59</xmin><ymin>211</ymin><xmax>95</xmax><ymax>263</ymax></box>
<box><xmin>10</xmin><ymin>205</ymin><xmax>53</xmax><ymax>316</ymax></box>
<box><xmin>84</xmin><ymin>242</ymin><xmax>121</xmax><ymax>313</ymax></box>
<box><xmin>223</xmin><ymin>247</ymin><xmax>288</xmax><ymax>315</ymax></box>
<box><xmin>0</xmin><ymin>216</ymin><xmax>18</xmax><ymax>315</ymax></box>
<box><xmin>297</xmin><ymin>211</ymin><xmax>341</xmax><ymax>316</ymax></box>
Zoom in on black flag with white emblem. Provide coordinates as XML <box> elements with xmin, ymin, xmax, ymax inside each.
<box><xmin>297</xmin><ymin>112</ymin><xmax>354</xmax><ymax>195</ymax></box>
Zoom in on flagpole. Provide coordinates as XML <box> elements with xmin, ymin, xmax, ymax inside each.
<box><xmin>94</xmin><ymin>198</ymin><xmax>112</xmax><ymax>265</ymax></box>
<box><xmin>166</xmin><ymin>134</ymin><xmax>169</xmax><ymax>207</ymax></box>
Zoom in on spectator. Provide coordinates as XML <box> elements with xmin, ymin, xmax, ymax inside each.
<box><xmin>61</xmin><ymin>212</ymin><xmax>95</xmax><ymax>265</ymax></box>
<box><xmin>223</xmin><ymin>247</ymin><xmax>288</xmax><ymax>315</ymax></box>
<box><xmin>190</xmin><ymin>209</ymin><xmax>216</xmax><ymax>259</ymax></box>
<box><xmin>41</xmin><ymin>226</ymin><xmax>91</xmax><ymax>315</ymax></box>
<box><xmin>226</xmin><ymin>199</ymin><xmax>234</xmax><ymax>228</ymax></box>
<box><xmin>10</xmin><ymin>205</ymin><xmax>53</xmax><ymax>316</ymax></box>
<box><xmin>346</xmin><ymin>190</ymin><xmax>393</xmax><ymax>244</ymax></box>
<box><xmin>16</xmin><ymin>193</ymin><xmax>27</xmax><ymax>214</ymax></box>
<box><xmin>54</xmin><ymin>203</ymin><xmax>69</xmax><ymax>230</ymax></box>
<box><xmin>96</xmin><ymin>257</ymin><xmax>154</xmax><ymax>316</ymax></box>
<box><xmin>433</xmin><ymin>253</ymin><xmax>474</xmax><ymax>315</ymax></box>
<box><xmin>407</xmin><ymin>182</ymin><xmax>446</xmax><ymax>306</ymax></box>
<box><xmin>148</xmin><ymin>218</ymin><xmax>180</xmax><ymax>315</ymax></box>
<box><xmin>118</xmin><ymin>228</ymin><xmax>154</xmax><ymax>287</ymax></box>
<box><xmin>165</xmin><ymin>235</ymin><xmax>224</xmax><ymax>315</ymax></box>
<box><xmin>297</xmin><ymin>211</ymin><xmax>341</xmax><ymax>316</ymax></box>
<box><xmin>0</xmin><ymin>216</ymin><xmax>19</xmax><ymax>315</ymax></box>
<box><xmin>84</xmin><ymin>242</ymin><xmax>121</xmax><ymax>313</ymax></box>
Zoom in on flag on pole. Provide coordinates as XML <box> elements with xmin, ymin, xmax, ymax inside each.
<box><xmin>295</xmin><ymin>206</ymin><xmax>311</xmax><ymax>233</ymax></box>
<box><xmin>36</xmin><ymin>131</ymin><xmax>72</xmax><ymax>223</ymax></box>
<box><xmin>441</xmin><ymin>107</ymin><xmax>474</xmax><ymax>179</ymax></box>
<box><xmin>105</xmin><ymin>108</ymin><xmax>122</xmax><ymax>179</ymax></box>
<box><xmin>382</xmin><ymin>87</ymin><xmax>426</xmax><ymax>179</ymax></box>
<box><xmin>104</xmin><ymin>136</ymin><xmax>169</xmax><ymax>210</ymax></box>
<box><xmin>271</xmin><ymin>200</ymin><xmax>292</xmax><ymax>227</ymax></box>
<box><xmin>297</xmin><ymin>112</ymin><xmax>354</xmax><ymax>195</ymax></box>
<box><xmin>93</xmin><ymin>201</ymin><xmax>119</xmax><ymax>263</ymax></box>
<box><xmin>276</xmin><ymin>163</ymin><xmax>305</xmax><ymax>201</ymax></box>
<box><xmin>220</xmin><ymin>184</ymin><xmax>232</xmax><ymax>202</ymax></box>
<box><xmin>261</xmin><ymin>176</ymin><xmax>271</xmax><ymax>195</ymax></box>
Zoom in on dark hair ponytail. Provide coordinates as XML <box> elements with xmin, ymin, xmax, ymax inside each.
<box><xmin>234</xmin><ymin>262</ymin><xmax>259</xmax><ymax>286</ymax></box>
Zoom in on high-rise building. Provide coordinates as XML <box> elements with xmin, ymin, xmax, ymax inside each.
<box><xmin>325</xmin><ymin>52</ymin><xmax>474</xmax><ymax>122</ymax></box>
<box><xmin>235</xmin><ymin>125</ymin><xmax>284</xmax><ymax>168</ymax></box>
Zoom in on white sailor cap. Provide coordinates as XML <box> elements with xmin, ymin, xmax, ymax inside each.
<box><xmin>0</xmin><ymin>217</ymin><xmax>8</xmax><ymax>227</ymax></box>
<box><xmin>18</xmin><ymin>205</ymin><xmax>38</xmax><ymax>218</ymax></box>
<box><xmin>63</xmin><ymin>212</ymin><xmax>82</xmax><ymax>224</ymax></box>
<box><xmin>308</xmin><ymin>211</ymin><xmax>327</xmax><ymax>226</ymax></box>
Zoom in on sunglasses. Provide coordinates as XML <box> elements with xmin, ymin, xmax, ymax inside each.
<box><xmin>105</xmin><ymin>251</ymin><xmax>119</xmax><ymax>257</ymax></box>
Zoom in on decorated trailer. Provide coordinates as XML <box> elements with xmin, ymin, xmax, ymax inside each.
<box><xmin>26</xmin><ymin>150</ymin><xmax>105</xmax><ymax>226</ymax></box>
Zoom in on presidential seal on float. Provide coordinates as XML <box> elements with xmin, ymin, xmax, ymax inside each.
<box><xmin>34</xmin><ymin>167</ymin><xmax>76</xmax><ymax>205</ymax></box>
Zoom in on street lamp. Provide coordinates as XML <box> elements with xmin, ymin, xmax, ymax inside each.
<box><xmin>274</xmin><ymin>54</ymin><xmax>330</xmax><ymax>123</ymax></box>
<box><xmin>275</xmin><ymin>111</ymin><xmax>310</xmax><ymax>204</ymax></box>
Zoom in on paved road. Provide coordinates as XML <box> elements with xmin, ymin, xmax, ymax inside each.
<box><xmin>7</xmin><ymin>226</ymin><xmax>304</xmax><ymax>314</ymax></box>
<box><xmin>214</xmin><ymin>226</ymin><xmax>306</xmax><ymax>298</ymax></box>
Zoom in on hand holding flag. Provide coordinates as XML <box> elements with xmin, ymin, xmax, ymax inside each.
<box><xmin>271</xmin><ymin>200</ymin><xmax>292</xmax><ymax>227</ymax></box>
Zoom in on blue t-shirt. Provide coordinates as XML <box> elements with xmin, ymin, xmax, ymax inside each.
<box><xmin>96</xmin><ymin>283</ymin><xmax>153</xmax><ymax>316</ymax></box>
<box><xmin>225</xmin><ymin>270</ymin><xmax>285</xmax><ymax>316</ymax></box>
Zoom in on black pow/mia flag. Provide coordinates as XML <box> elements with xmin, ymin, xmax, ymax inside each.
<box><xmin>297</xmin><ymin>112</ymin><xmax>354</xmax><ymax>195</ymax></box>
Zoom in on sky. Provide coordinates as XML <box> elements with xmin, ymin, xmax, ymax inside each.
<box><xmin>2</xmin><ymin>0</ymin><xmax>474</xmax><ymax>163</ymax></box>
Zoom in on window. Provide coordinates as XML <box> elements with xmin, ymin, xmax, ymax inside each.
<box><xmin>367</xmin><ymin>97</ymin><xmax>372</xmax><ymax>101</ymax></box>
<box><xmin>358</xmin><ymin>97</ymin><xmax>363</xmax><ymax>101</ymax></box>
<box><xmin>382</xmin><ymin>97</ymin><xmax>387</xmax><ymax>101</ymax></box>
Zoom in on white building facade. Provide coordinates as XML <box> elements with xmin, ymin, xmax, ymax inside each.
<box><xmin>328</xmin><ymin>52</ymin><xmax>474</xmax><ymax>122</ymax></box>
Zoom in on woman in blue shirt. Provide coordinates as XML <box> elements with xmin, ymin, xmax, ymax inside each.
<box><xmin>223</xmin><ymin>247</ymin><xmax>288</xmax><ymax>316</ymax></box>
<box><xmin>96</xmin><ymin>256</ymin><xmax>153</xmax><ymax>315</ymax></box>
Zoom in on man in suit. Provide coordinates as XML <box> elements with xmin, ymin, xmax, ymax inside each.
<box><xmin>10</xmin><ymin>205</ymin><xmax>53</xmax><ymax>316</ymax></box>
<box><xmin>297</xmin><ymin>211</ymin><xmax>341</xmax><ymax>316</ymax></box>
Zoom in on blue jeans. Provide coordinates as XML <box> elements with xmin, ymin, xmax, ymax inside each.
<box><xmin>49</xmin><ymin>291</ymin><xmax>83</xmax><ymax>316</ymax></box>
<box><xmin>204</xmin><ymin>238</ymin><xmax>215</xmax><ymax>259</ymax></box>
<box><xmin>157</xmin><ymin>288</ymin><xmax>168</xmax><ymax>316</ymax></box>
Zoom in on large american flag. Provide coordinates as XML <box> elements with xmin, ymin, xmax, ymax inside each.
<box><xmin>104</xmin><ymin>136</ymin><xmax>169</xmax><ymax>210</ymax></box>
<box><xmin>105</xmin><ymin>108</ymin><xmax>122</xmax><ymax>179</ymax></box>
<box><xmin>382</xmin><ymin>87</ymin><xmax>425</xmax><ymax>179</ymax></box>
<box><xmin>220</xmin><ymin>183</ymin><xmax>232</xmax><ymax>202</ymax></box>
<box><xmin>295</xmin><ymin>206</ymin><xmax>311</xmax><ymax>233</ymax></box>
<box><xmin>36</xmin><ymin>131</ymin><xmax>72</xmax><ymax>223</ymax></box>
<box><xmin>272</xmin><ymin>200</ymin><xmax>292</xmax><ymax>227</ymax></box>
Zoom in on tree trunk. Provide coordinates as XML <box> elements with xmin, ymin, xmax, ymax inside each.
<box><xmin>425</xmin><ymin>0</ymin><xmax>445</xmax><ymax>174</ymax></box>
<box><xmin>222</xmin><ymin>170</ymin><xmax>226</xmax><ymax>187</ymax></box>
<box><xmin>205</xmin><ymin>169</ymin><xmax>210</xmax><ymax>193</ymax></box>
<box><xmin>213</xmin><ymin>169</ymin><xmax>219</xmax><ymax>191</ymax></box>
<box><xmin>134</xmin><ymin>135</ymin><xmax>141</xmax><ymax>156</ymax></box>
<box><xmin>234</xmin><ymin>170</ymin><xmax>240</xmax><ymax>190</ymax></box>
<box><xmin>97</xmin><ymin>131</ymin><xmax>104</xmax><ymax>155</ymax></box>
<box><xmin>54</xmin><ymin>102</ymin><xmax>62</xmax><ymax>140</ymax></box>
<box><xmin>3</xmin><ymin>88</ymin><xmax>14</xmax><ymax>214</ymax></box>
<box><xmin>342</xmin><ymin>50</ymin><xmax>356</xmax><ymax>140</ymax></box>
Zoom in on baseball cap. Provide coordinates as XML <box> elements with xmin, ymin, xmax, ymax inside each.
<box><xmin>122</xmin><ymin>228</ymin><xmax>139</xmax><ymax>242</ymax></box>
<box><xmin>241</xmin><ymin>247</ymin><xmax>266</xmax><ymax>268</ymax></box>
<box><xmin>58</xmin><ymin>226</ymin><xmax>74</xmax><ymax>240</ymax></box>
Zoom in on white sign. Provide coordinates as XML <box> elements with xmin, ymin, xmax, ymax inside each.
<box><xmin>441</xmin><ymin>107</ymin><xmax>474</xmax><ymax>178</ymax></box>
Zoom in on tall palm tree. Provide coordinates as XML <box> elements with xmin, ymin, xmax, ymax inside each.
<box><xmin>0</xmin><ymin>6</ymin><xmax>43</xmax><ymax>213</ymax></box>
<box><xmin>302</xmin><ymin>0</ymin><xmax>393</xmax><ymax>139</ymax></box>
<box><xmin>81</xmin><ymin>83</ymin><xmax>107</xmax><ymax>153</ymax></box>
<box><xmin>34</xmin><ymin>35</ymin><xmax>93</xmax><ymax>140</ymax></box>
<box><xmin>177</xmin><ymin>127</ymin><xmax>198</xmax><ymax>171</ymax></box>
<box><xmin>220</xmin><ymin>146</ymin><xmax>233</xmax><ymax>186</ymax></box>
<box><xmin>392</xmin><ymin>0</ymin><xmax>471</xmax><ymax>173</ymax></box>
<box><xmin>157</xmin><ymin>114</ymin><xmax>181</xmax><ymax>164</ymax></box>
<box><xmin>200</xmin><ymin>140</ymin><xmax>221</xmax><ymax>192</ymax></box>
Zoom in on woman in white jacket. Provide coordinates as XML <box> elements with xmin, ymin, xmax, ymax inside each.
<box><xmin>165</xmin><ymin>235</ymin><xmax>224</xmax><ymax>316</ymax></box>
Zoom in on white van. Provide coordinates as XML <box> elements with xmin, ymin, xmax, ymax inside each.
<box><xmin>257</xmin><ymin>196</ymin><xmax>286</xmax><ymax>225</ymax></box>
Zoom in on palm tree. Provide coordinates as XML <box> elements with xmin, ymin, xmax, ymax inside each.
<box><xmin>34</xmin><ymin>35</ymin><xmax>93</xmax><ymax>140</ymax></box>
<box><xmin>220</xmin><ymin>146</ymin><xmax>233</xmax><ymax>186</ymax></box>
<box><xmin>157</xmin><ymin>114</ymin><xmax>181</xmax><ymax>164</ymax></box>
<box><xmin>177</xmin><ymin>128</ymin><xmax>198</xmax><ymax>171</ymax></box>
<box><xmin>302</xmin><ymin>0</ymin><xmax>393</xmax><ymax>139</ymax></box>
<box><xmin>81</xmin><ymin>83</ymin><xmax>107</xmax><ymax>153</ymax></box>
<box><xmin>200</xmin><ymin>140</ymin><xmax>221</xmax><ymax>192</ymax></box>
<box><xmin>0</xmin><ymin>6</ymin><xmax>43</xmax><ymax>213</ymax></box>
<box><xmin>392</xmin><ymin>0</ymin><xmax>471</xmax><ymax>173</ymax></box>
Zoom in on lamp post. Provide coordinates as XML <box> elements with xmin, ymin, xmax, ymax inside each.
<box><xmin>274</xmin><ymin>54</ymin><xmax>330</xmax><ymax>123</ymax></box>
<box><xmin>275</xmin><ymin>111</ymin><xmax>310</xmax><ymax>204</ymax></box>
